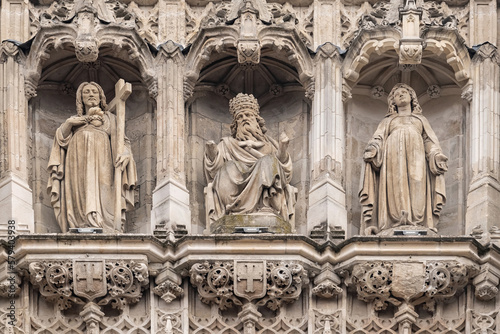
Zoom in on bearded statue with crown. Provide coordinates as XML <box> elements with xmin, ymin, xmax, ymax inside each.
<box><xmin>204</xmin><ymin>93</ymin><xmax>296</xmax><ymax>232</ymax></box>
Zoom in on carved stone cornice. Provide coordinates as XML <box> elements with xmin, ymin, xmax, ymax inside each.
<box><xmin>189</xmin><ymin>260</ymin><xmax>308</xmax><ymax>311</ymax></box>
<box><xmin>28</xmin><ymin>259</ymin><xmax>149</xmax><ymax>310</ymax></box>
<box><xmin>350</xmin><ymin>260</ymin><xmax>479</xmax><ymax>313</ymax></box>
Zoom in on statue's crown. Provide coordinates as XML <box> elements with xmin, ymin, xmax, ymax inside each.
<box><xmin>229</xmin><ymin>93</ymin><xmax>260</xmax><ymax>117</ymax></box>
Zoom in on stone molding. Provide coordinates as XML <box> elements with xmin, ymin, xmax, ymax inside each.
<box><xmin>28</xmin><ymin>259</ymin><xmax>149</xmax><ymax>310</ymax></box>
<box><xmin>189</xmin><ymin>260</ymin><xmax>308</xmax><ymax>311</ymax></box>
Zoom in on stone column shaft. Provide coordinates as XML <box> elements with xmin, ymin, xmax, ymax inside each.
<box><xmin>466</xmin><ymin>43</ymin><xmax>500</xmax><ymax>234</ymax></box>
<box><xmin>307</xmin><ymin>43</ymin><xmax>347</xmax><ymax>232</ymax></box>
<box><xmin>158</xmin><ymin>0</ymin><xmax>186</xmax><ymax>45</ymax></box>
<box><xmin>470</xmin><ymin>0</ymin><xmax>497</xmax><ymax>46</ymax></box>
<box><xmin>313</xmin><ymin>0</ymin><xmax>341</xmax><ymax>48</ymax></box>
<box><xmin>0</xmin><ymin>0</ymin><xmax>30</xmax><ymax>41</ymax></box>
<box><xmin>152</xmin><ymin>42</ymin><xmax>191</xmax><ymax>233</ymax></box>
<box><xmin>0</xmin><ymin>41</ymin><xmax>33</xmax><ymax>234</ymax></box>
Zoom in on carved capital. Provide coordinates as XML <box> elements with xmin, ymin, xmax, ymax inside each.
<box><xmin>342</xmin><ymin>84</ymin><xmax>352</xmax><ymax>102</ymax></box>
<box><xmin>0</xmin><ymin>274</ymin><xmax>21</xmax><ymax>298</ymax></box>
<box><xmin>0</xmin><ymin>41</ymin><xmax>23</xmax><ymax>64</ymax></box>
<box><xmin>154</xmin><ymin>280</ymin><xmax>184</xmax><ymax>303</ymax></box>
<box><xmin>472</xmin><ymin>42</ymin><xmax>500</xmax><ymax>65</ymax></box>
<box><xmin>75</xmin><ymin>39</ymin><xmax>99</xmax><ymax>63</ymax></box>
<box><xmin>158</xmin><ymin>40</ymin><xmax>184</xmax><ymax>62</ymax></box>
<box><xmin>399</xmin><ymin>41</ymin><xmax>423</xmax><ymax>65</ymax></box>
<box><xmin>29</xmin><ymin>260</ymin><xmax>149</xmax><ymax>310</ymax></box>
<box><xmin>316</xmin><ymin>42</ymin><xmax>341</xmax><ymax>60</ymax></box>
<box><xmin>473</xmin><ymin>265</ymin><xmax>500</xmax><ymax>301</ymax></box>
<box><xmin>237</xmin><ymin>40</ymin><xmax>261</xmax><ymax>65</ymax></box>
<box><xmin>313</xmin><ymin>264</ymin><xmax>343</xmax><ymax>298</ymax></box>
<box><xmin>189</xmin><ymin>260</ymin><xmax>308</xmax><ymax>311</ymax></box>
<box><xmin>461</xmin><ymin>83</ymin><xmax>473</xmax><ymax>102</ymax></box>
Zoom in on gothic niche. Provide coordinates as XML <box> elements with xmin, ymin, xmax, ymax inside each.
<box><xmin>187</xmin><ymin>48</ymin><xmax>310</xmax><ymax>234</ymax></box>
<box><xmin>29</xmin><ymin>48</ymin><xmax>156</xmax><ymax>234</ymax></box>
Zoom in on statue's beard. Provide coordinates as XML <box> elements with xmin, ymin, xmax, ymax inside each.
<box><xmin>235</xmin><ymin>123</ymin><xmax>266</xmax><ymax>142</ymax></box>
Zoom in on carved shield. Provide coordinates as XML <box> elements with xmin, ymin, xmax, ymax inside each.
<box><xmin>391</xmin><ymin>262</ymin><xmax>426</xmax><ymax>301</ymax></box>
<box><xmin>234</xmin><ymin>261</ymin><xmax>266</xmax><ymax>301</ymax></box>
<box><xmin>73</xmin><ymin>260</ymin><xmax>107</xmax><ymax>301</ymax></box>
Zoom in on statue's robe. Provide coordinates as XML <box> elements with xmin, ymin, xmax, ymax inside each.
<box><xmin>204</xmin><ymin>136</ymin><xmax>296</xmax><ymax>224</ymax></box>
<box><xmin>47</xmin><ymin>111</ymin><xmax>137</xmax><ymax>232</ymax></box>
<box><xmin>359</xmin><ymin>112</ymin><xmax>446</xmax><ymax>234</ymax></box>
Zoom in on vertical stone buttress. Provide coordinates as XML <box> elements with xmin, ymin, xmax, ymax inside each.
<box><xmin>307</xmin><ymin>43</ymin><xmax>347</xmax><ymax>233</ymax></box>
<box><xmin>466</xmin><ymin>43</ymin><xmax>500</xmax><ymax>235</ymax></box>
<box><xmin>152</xmin><ymin>0</ymin><xmax>191</xmax><ymax>234</ymax></box>
<box><xmin>0</xmin><ymin>0</ymin><xmax>33</xmax><ymax>234</ymax></box>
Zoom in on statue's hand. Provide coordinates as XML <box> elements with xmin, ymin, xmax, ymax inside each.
<box><xmin>435</xmin><ymin>153</ymin><xmax>448</xmax><ymax>174</ymax></box>
<box><xmin>115</xmin><ymin>150</ymin><xmax>131</xmax><ymax>170</ymax></box>
<box><xmin>87</xmin><ymin>107</ymin><xmax>104</xmax><ymax>117</ymax></box>
<box><xmin>61</xmin><ymin>116</ymin><xmax>87</xmax><ymax>137</ymax></box>
<box><xmin>277</xmin><ymin>132</ymin><xmax>289</xmax><ymax>162</ymax></box>
<box><xmin>363</xmin><ymin>145</ymin><xmax>377</xmax><ymax>161</ymax></box>
<box><xmin>205</xmin><ymin>141</ymin><xmax>219</xmax><ymax>161</ymax></box>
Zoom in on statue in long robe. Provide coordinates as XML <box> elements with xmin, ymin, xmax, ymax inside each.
<box><xmin>359</xmin><ymin>84</ymin><xmax>448</xmax><ymax>235</ymax></box>
<box><xmin>47</xmin><ymin>82</ymin><xmax>137</xmax><ymax>233</ymax></box>
<box><xmin>204</xmin><ymin>93</ymin><xmax>296</xmax><ymax>226</ymax></box>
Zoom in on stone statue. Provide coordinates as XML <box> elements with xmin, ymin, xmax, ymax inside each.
<box><xmin>47</xmin><ymin>81</ymin><xmax>137</xmax><ymax>233</ymax></box>
<box><xmin>359</xmin><ymin>83</ymin><xmax>448</xmax><ymax>235</ymax></box>
<box><xmin>204</xmin><ymin>93</ymin><xmax>296</xmax><ymax>231</ymax></box>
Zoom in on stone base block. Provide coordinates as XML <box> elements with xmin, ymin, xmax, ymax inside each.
<box><xmin>466</xmin><ymin>179</ymin><xmax>500</xmax><ymax>235</ymax></box>
<box><xmin>0</xmin><ymin>174</ymin><xmax>33</xmax><ymax>235</ymax></box>
<box><xmin>152</xmin><ymin>180</ymin><xmax>191</xmax><ymax>233</ymax></box>
<box><xmin>210</xmin><ymin>214</ymin><xmax>292</xmax><ymax>234</ymax></box>
<box><xmin>307</xmin><ymin>179</ymin><xmax>347</xmax><ymax>233</ymax></box>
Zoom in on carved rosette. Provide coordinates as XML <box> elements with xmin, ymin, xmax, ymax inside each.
<box><xmin>189</xmin><ymin>261</ymin><xmax>308</xmax><ymax>311</ymax></box>
<box><xmin>351</xmin><ymin>262</ymin><xmax>397</xmax><ymax>311</ymax></box>
<box><xmin>189</xmin><ymin>261</ymin><xmax>241</xmax><ymax>310</ymax></box>
<box><xmin>153</xmin><ymin>280</ymin><xmax>184</xmax><ymax>303</ymax></box>
<box><xmin>29</xmin><ymin>260</ymin><xmax>149</xmax><ymax>310</ymax></box>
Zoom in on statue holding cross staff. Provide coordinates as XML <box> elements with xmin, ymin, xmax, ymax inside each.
<box><xmin>47</xmin><ymin>80</ymin><xmax>137</xmax><ymax>233</ymax></box>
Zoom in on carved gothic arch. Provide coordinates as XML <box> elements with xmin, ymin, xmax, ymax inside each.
<box><xmin>343</xmin><ymin>27</ymin><xmax>471</xmax><ymax>87</ymax></box>
<box><xmin>184</xmin><ymin>25</ymin><xmax>314</xmax><ymax>100</ymax></box>
<box><xmin>24</xmin><ymin>25</ymin><xmax>157</xmax><ymax>99</ymax></box>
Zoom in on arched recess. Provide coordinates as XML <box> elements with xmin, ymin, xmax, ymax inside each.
<box><xmin>185</xmin><ymin>25</ymin><xmax>313</xmax><ymax>233</ymax></box>
<box><xmin>27</xmin><ymin>27</ymin><xmax>157</xmax><ymax>234</ymax></box>
<box><xmin>343</xmin><ymin>27</ymin><xmax>471</xmax><ymax>236</ymax></box>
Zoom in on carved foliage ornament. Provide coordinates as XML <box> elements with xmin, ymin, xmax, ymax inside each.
<box><xmin>29</xmin><ymin>260</ymin><xmax>149</xmax><ymax>310</ymax></box>
<box><xmin>351</xmin><ymin>261</ymin><xmax>478</xmax><ymax>312</ymax></box>
<box><xmin>189</xmin><ymin>261</ymin><xmax>308</xmax><ymax>311</ymax></box>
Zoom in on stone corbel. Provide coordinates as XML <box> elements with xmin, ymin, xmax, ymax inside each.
<box><xmin>312</xmin><ymin>264</ymin><xmax>343</xmax><ymax>298</ymax></box>
<box><xmin>153</xmin><ymin>262</ymin><xmax>184</xmax><ymax>303</ymax></box>
<box><xmin>473</xmin><ymin>264</ymin><xmax>500</xmax><ymax>301</ymax></box>
<box><xmin>0</xmin><ymin>274</ymin><xmax>21</xmax><ymax>298</ymax></box>
<box><xmin>28</xmin><ymin>260</ymin><xmax>149</xmax><ymax>311</ymax></box>
<box><xmin>398</xmin><ymin>0</ymin><xmax>423</xmax><ymax>65</ymax></box>
<box><xmin>237</xmin><ymin>40</ymin><xmax>261</xmax><ymax>65</ymax></box>
<box><xmin>350</xmin><ymin>261</ymin><xmax>478</xmax><ymax>314</ymax></box>
<box><xmin>189</xmin><ymin>260</ymin><xmax>308</xmax><ymax>311</ymax></box>
<box><xmin>74</xmin><ymin>1</ymin><xmax>99</xmax><ymax>62</ymax></box>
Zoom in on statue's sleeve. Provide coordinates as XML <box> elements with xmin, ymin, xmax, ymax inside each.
<box><xmin>420</xmin><ymin>116</ymin><xmax>446</xmax><ymax>175</ymax></box>
<box><xmin>365</xmin><ymin>118</ymin><xmax>389</xmax><ymax>170</ymax></box>
<box><xmin>204</xmin><ymin>140</ymin><xmax>227</xmax><ymax>182</ymax></box>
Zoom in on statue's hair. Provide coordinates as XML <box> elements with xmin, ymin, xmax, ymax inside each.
<box><xmin>76</xmin><ymin>82</ymin><xmax>108</xmax><ymax>116</ymax></box>
<box><xmin>387</xmin><ymin>83</ymin><xmax>422</xmax><ymax>115</ymax></box>
<box><xmin>229</xmin><ymin>93</ymin><xmax>267</xmax><ymax>138</ymax></box>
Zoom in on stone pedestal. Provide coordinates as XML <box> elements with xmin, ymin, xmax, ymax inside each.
<box><xmin>210</xmin><ymin>214</ymin><xmax>292</xmax><ymax>234</ymax></box>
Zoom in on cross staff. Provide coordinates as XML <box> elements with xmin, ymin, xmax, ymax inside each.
<box><xmin>107</xmin><ymin>79</ymin><xmax>132</xmax><ymax>232</ymax></box>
